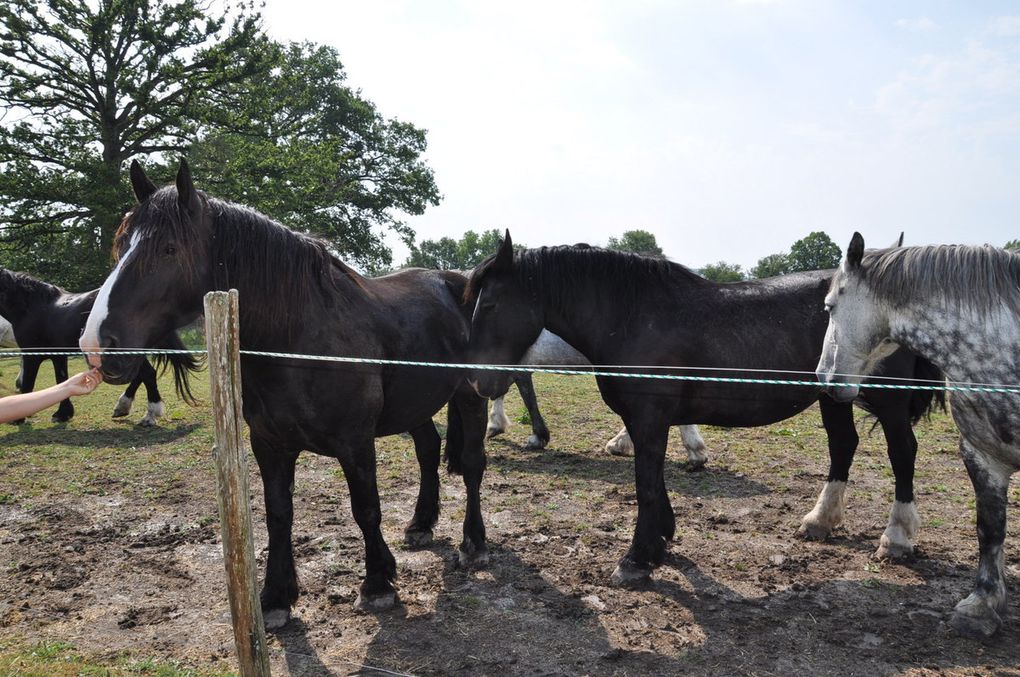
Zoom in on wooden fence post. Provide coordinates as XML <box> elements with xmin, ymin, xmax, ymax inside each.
<box><xmin>204</xmin><ymin>290</ymin><xmax>271</xmax><ymax>676</ymax></box>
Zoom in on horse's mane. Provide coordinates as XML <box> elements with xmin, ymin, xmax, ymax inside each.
<box><xmin>466</xmin><ymin>244</ymin><xmax>709</xmax><ymax>315</ymax></box>
<box><xmin>0</xmin><ymin>268</ymin><xmax>64</xmax><ymax>318</ymax></box>
<box><xmin>861</xmin><ymin>244</ymin><xmax>1020</xmax><ymax>316</ymax></box>
<box><xmin>119</xmin><ymin>188</ymin><xmax>364</xmax><ymax>346</ymax></box>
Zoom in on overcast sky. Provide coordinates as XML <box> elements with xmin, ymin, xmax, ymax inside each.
<box><xmin>261</xmin><ymin>1</ymin><xmax>1020</xmax><ymax>270</ymax></box>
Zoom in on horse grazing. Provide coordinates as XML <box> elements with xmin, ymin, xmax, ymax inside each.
<box><xmin>79</xmin><ymin>160</ymin><xmax>489</xmax><ymax>627</ymax></box>
<box><xmin>0</xmin><ymin>268</ymin><xmax>197</xmax><ymax>424</ymax></box>
<box><xmin>487</xmin><ymin>329</ymin><xmax>709</xmax><ymax>465</ymax></box>
<box><xmin>467</xmin><ymin>233</ymin><xmax>943</xmax><ymax>585</ymax></box>
<box><xmin>817</xmin><ymin>232</ymin><xmax>1020</xmax><ymax>639</ymax></box>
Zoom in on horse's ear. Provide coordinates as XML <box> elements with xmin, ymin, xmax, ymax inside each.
<box><xmin>891</xmin><ymin>232</ymin><xmax>904</xmax><ymax>248</ymax></box>
<box><xmin>130</xmin><ymin>160</ymin><xmax>157</xmax><ymax>202</ymax></box>
<box><xmin>493</xmin><ymin>230</ymin><xmax>514</xmax><ymax>272</ymax></box>
<box><xmin>176</xmin><ymin>159</ymin><xmax>199</xmax><ymax>212</ymax></box>
<box><xmin>847</xmin><ymin>232</ymin><xmax>865</xmax><ymax>269</ymax></box>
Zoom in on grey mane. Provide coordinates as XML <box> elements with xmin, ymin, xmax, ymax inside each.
<box><xmin>860</xmin><ymin>244</ymin><xmax>1020</xmax><ymax>316</ymax></box>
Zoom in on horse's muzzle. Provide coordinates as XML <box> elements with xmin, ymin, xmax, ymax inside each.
<box><xmin>97</xmin><ymin>354</ymin><xmax>142</xmax><ymax>385</ymax></box>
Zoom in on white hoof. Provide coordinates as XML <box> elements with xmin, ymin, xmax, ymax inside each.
<box><xmin>263</xmin><ymin>608</ymin><xmax>290</xmax><ymax>630</ymax></box>
<box><xmin>798</xmin><ymin>481</ymin><xmax>847</xmax><ymax>540</ymax></box>
<box><xmin>138</xmin><ymin>401</ymin><xmax>164</xmax><ymax>427</ymax></box>
<box><xmin>525</xmin><ymin>434</ymin><xmax>547</xmax><ymax>450</ymax></box>
<box><xmin>606</xmin><ymin>428</ymin><xmax>633</xmax><ymax>456</ymax></box>
<box><xmin>112</xmin><ymin>394</ymin><xmax>134</xmax><ymax>418</ymax></box>
<box><xmin>875</xmin><ymin>501</ymin><xmax>919</xmax><ymax>559</ymax></box>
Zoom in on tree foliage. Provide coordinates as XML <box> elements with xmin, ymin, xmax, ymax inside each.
<box><xmin>190</xmin><ymin>41</ymin><xmax>440</xmax><ymax>273</ymax></box>
<box><xmin>606</xmin><ymin>229</ymin><xmax>663</xmax><ymax>257</ymax></box>
<box><xmin>0</xmin><ymin>0</ymin><xmax>271</xmax><ymax>289</ymax></box>
<box><xmin>1004</xmin><ymin>239</ymin><xmax>1020</xmax><ymax>252</ymax></box>
<box><xmin>405</xmin><ymin>229</ymin><xmax>512</xmax><ymax>270</ymax></box>
<box><xmin>750</xmin><ymin>252</ymin><xmax>791</xmax><ymax>279</ymax></box>
<box><xmin>698</xmin><ymin>261</ymin><xmax>745</xmax><ymax>283</ymax></box>
<box><xmin>786</xmin><ymin>231</ymin><xmax>842</xmax><ymax>272</ymax></box>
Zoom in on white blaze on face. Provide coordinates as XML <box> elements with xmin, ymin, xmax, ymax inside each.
<box><xmin>80</xmin><ymin>231</ymin><xmax>143</xmax><ymax>367</ymax></box>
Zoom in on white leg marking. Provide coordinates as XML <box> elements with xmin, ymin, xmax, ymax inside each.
<box><xmin>876</xmin><ymin>500</ymin><xmax>919</xmax><ymax>559</ymax></box>
<box><xmin>798</xmin><ymin>480</ymin><xmax>847</xmax><ymax>540</ymax></box>
<box><xmin>112</xmin><ymin>394</ymin><xmax>134</xmax><ymax>418</ymax></box>
<box><xmin>680</xmin><ymin>425</ymin><xmax>708</xmax><ymax>467</ymax></box>
<box><xmin>605</xmin><ymin>427</ymin><xmax>633</xmax><ymax>456</ymax></box>
<box><xmin>139</xmin><ymin>400</ymin><xmax>164</xmax><ymax>427</ymax></box>
<box><xmin>486</xmin><ymin>397</ymin><xmax>510</xmax><ymax>438</ymax></box>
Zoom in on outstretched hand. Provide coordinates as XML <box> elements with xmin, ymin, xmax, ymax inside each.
<box><xmin>62</xmin><ymin>368</ymin><xmax>103</xmax><ymax>396</ymax></box>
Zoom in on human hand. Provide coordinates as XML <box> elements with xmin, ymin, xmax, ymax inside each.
<box><xmin>62</xmin><ymin>369</ymin><xmax>103</xmax><ymax>396</ymax></box>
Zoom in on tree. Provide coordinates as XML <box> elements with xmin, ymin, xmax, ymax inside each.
<box><xmin>698</xmin><ymin>261</ymin><xmax>745</xmax><ymax>283</ymax></box>
<box><xmin>750</xmin><ymin>252</ymin><xmax>791</xmax><ymax>279</ymax></box>
<box><xmin>0</xmin><ymin>0</ymin><xmax>272</xmax><ymax>290</ymax></box>
<box><xmin>606</xmin><ymin>229</ymin><xmax>663</xmax><ymax>257</ymax></box>
<box><xmin>1004</xmin><ymin>239</ymin><xmax>1020</xmax><ymax>252</ymax></box>
<box><xmin>190</xmin><ymin>41</ymin><xmax>440</xmax><ymax>273</ymax></box>
<box><xmin>405</xmin><ymin>228</ymin><xmax>510</xmax><ymax>270</ymax></box>
<box><xmin>786</xmin><ymin>231</ymin><xmax>842</xmax><ymax>272</ymax></box>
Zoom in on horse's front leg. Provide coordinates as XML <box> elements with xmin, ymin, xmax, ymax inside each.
<box><xmin>799</xmin><ymin>395</ymin><xmax>858</xmax><ymax>540</ymax></box>
<box><xmin>49</xmin><ymin>356</ymin><xmax>74</xmax><ymax>422</ymax></box>
<box><xmin>611</xmin><ymin>410</ymin><xmax>671</xmax><ymax>586</ymax></box>
<box><xmin>250</xmin><ymin>435</ymin><xmax>300</xmax><ymax>629</ymax></box>
<box><xmin>514</xmin><ymin>373</ymin><xmax>550</xmax><ymax>450</ymax></box>
<box><xmin>336</xmin><ymin>436</ymin><xmax>398</xmax><ymax>611</ymax></box>
<box><xmin>133</xmin><ymin>359</ymin><xmax>164</xmax><ymax>426</ymax></box>
<box><xmin>450</xmin><ymin>387</ymin><xmax>489</xmax><ymax>567</ymax></box>
<box><xmin>950</xmin><ymin>439</ymin><xmax>1010</xmax><ymax>639</ymax></box>
<box><xmin>404</xmin><ymin>421</ymin><xmax>441</xmax><ymax>547</ymax></box>
<box><xmin>875</xmin><ymin>410</ymin><xmax>920</xmax><ymax>559</ymax></box>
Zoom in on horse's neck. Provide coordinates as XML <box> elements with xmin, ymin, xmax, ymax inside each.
<box><xmin>891</xmin><ymin>304</ymin><xmax>1020</xmax><ymax>384</ymax></box>
<box><xmin>538</xmin><ymin>284</ymin><xmax>624</xmax><ymax>362</ymax></box>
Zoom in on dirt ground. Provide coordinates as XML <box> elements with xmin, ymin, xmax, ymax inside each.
<box><xmin>1</xmin><ymin>373</ymin><xmax>1019</xmax><ymax>676</ymax></box>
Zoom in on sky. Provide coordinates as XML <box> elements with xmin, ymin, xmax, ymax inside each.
<box><xmin>261</xmin><ymin>1</ymin><xmax>1020</xmax><ymax>271</ymax></box>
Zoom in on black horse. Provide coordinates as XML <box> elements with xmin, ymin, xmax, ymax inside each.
<box><xmin>0</xmin><ymin>268</ymin><xmax>197</xmax><ymax>424</ymax></box>
<box><xmin>79</xmin><ymin>160</ymin><xmax>489</xmax><ymax>627</ymax></box>
<box><xmin>467</xmin><ymin>233</ymin><xmax>943</xmax><ymax>584</ymax></box>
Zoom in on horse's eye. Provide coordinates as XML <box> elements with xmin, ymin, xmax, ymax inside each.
<box><xmin>164</xmin><ymin>244</ymin><xmax>177</xmax><ymax>256</ymax></box>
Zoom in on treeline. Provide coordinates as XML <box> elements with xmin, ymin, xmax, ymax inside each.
<box><xmin>0</xmin><ymin>0</ymin><xmax>438</xmax><ymax>290</ymax></box>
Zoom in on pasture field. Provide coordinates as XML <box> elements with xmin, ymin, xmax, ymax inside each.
<box><xmin>0</xmin><ymin>361</ymin><xmax>1018</xmax><ymax>676</ymax></box>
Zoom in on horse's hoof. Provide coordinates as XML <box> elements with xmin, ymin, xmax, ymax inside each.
<box><xmin>796</xmin><ymin>521</ymin><xmax>830</xmax><ymax>541</ymax></box>
<box><xmin>685</xmin><ymin>459</ymin><xmax>707</xmax><ymax>472</ymax></box>
<box><xmin>262</xmin><ymin>608</ymin><xmax>290</xmax><ymax>630</ymax></box>
<box><xmin>112</xmin><ymin>395</ymin><xmax>133</xmax><ymax>418</ymax></box>
<box><xmin>485</xmin><ymin>426</ymin><xmax>504</xmax><ymax>439</ymax></box>
<box><xmin>355</xmin><ymin>590</ymin><xmax>397</xmax><ymax>612</ymax></box>
<box><xmin>610</xmin><ymin>558</ymin><xmax>652</xmax><ymax>587</ymax></box>
<box><xmin>875</xmin><ymin>540</ymin><xmax>913</xmax><ymax>560</ymax></box>
<box><xmin>524</xmin><ymin>435</ymin><xmax>547</xmax><ymax>450</ymax></box>
<box><xmin>138</xmin><ymin>416</ymin><xmax>157</xmax><ymax>428</ymax></box>
<box><xmin>950</xmin><ymin>595</ymin><xmax>1003</xmax><ymax>639</ymax></box>
<box><xmin>458</xmin><ymin>543</ymin><xmax>489</xmax><ymax>568</ymax></box>
<box><xmin>404</xmin><ymin>527</ymin><xmax>434</xmax><ymax>548</ymax></box>
<box><xmin>51</xmin><ymin>413</ymin><xmax>72</xmax><ymax>423</ymax></box>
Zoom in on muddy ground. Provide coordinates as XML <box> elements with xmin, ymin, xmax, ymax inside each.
<box><xmin>0</xmin><ymin>372</ymin><xmax>1018</xmax><ymax>675</ymax></box>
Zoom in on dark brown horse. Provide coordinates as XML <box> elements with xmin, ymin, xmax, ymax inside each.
<box><xmin>79</xmin><ymin>160</ymin><xmax>489</xmax><ymax>628</ymax></box>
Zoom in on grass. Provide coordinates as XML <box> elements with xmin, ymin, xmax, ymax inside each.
<box><xmin>0</xmin><ymin>640</ymin><xmax>235</xmax><ymax>677</ymax></box>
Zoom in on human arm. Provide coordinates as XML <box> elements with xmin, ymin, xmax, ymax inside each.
<box><xmin>0</xmin><ymin>369</ymin><xmax>102</xmax><ymax>424</ymax></box>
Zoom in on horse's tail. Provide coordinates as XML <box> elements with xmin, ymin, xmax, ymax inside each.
<box><xmin>444</xmin><ymin>393</ymin><xmax>465</xmax><ymax>475</ymax></box>
<box><xmin>152</xmin><ymin>331</ymin><xmax>204</xmax><ymax>404</ymax></box>
<box><xmin>908</xmin><ymin>354</ymin><xmax>947</xmax><ymax>424</ymax></box>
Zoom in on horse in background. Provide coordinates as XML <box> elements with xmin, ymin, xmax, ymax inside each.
<box><xmin>0</xmin><ymin>268</ymin><xmax>198</xmax><ymax>424</ymax></box>
<box><xmin>80</xmin><ymin>160</ymin><xmax>490</xmax><ymax>626</ymax></box>
<box><xmin>818</xmin><ymin>232</ymin><xmax>1020</xmax><ymax>638</ymax></box>
<box><xmin>467</xmin><ymin>233</ymin><xmax>943</xmax><ymax>585</ymax></box>
<box><xmin>0</xmin><ymin>315</ymin><xmax>15</xmax><ymax>348</ymax></box>
<box><xmin>486</xmin><ymin>328</ymin><xmax>708</xmax><ymax>466</ymax></box>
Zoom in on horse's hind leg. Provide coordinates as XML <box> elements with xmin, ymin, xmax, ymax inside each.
<box><xmin>450</xmin><ymin>386</ymin><xmax>489</xmax><ymax>567</ymax></box>
<box><xmin>250</xmin><ymin>435</ymin><xmax>301</xmax><ymax>629</ymax></box>
<box><xmin>680</xmin><ymin>425</ymin><xmax>708</xmax><ymax>469</ymax></box>
<box><xmin>134</xmin><ymin>359</ymin><xmax>163</xmax><ymax>426</ymax></box>
<box><xmin>404</xmin><ymin>421</ymin><xmax>441</xmax><ymax>547</ymax></box>
<box><xmin>49</xmin><ymin>356</ymin><xmax>74</xmax><ymax>422</ymax></box>
<box><xmin>950</xmin><ymin>439</ymin><xmax>1009</xmax><ymax>638</ymax></box>
<box><xmin>874</xmin><ymin>407</ymin><xmax>920</xmax><ymax>559</ymax></box>
<box><xmin>515</xmin><ymin>374</ymin><xmax>550</xmax><ymax>450</ymax></box>
<box><xmin>799</xmin><ymin>395</ymin><xmax>858</xmax><ymax>540</ymax></box>
<box><xmin>486</xmin><ymin>395</ymin><xmax>510</xmax><ymax>439</ymax></box>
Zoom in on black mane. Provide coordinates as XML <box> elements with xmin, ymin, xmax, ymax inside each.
<box><xmin>0</xmin><ymin>268</ymin><xmax>64</xmax><ymax>319</ymax></box>
<box><xmin>466</xmin><ymin>244</ymin><xmax>709</xmax><ymax>317</ymax></box>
